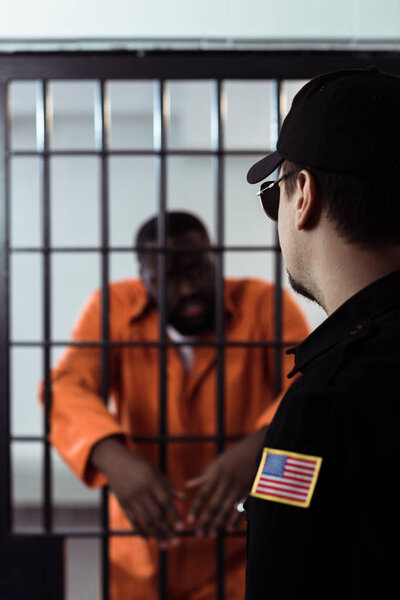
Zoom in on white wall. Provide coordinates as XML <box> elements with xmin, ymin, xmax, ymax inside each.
<box><xmin>0</xmin><ymin>0</ymin><xmax>400</xmax><ymax>45</ymax></box>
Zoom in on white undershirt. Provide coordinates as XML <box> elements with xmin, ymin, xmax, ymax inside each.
<box><xmin>166</xmin><ymin>325</ymin><xmax>197</xmax><ymax>371</ymax></box>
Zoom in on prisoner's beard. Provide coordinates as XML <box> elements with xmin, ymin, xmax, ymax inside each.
<box><xmin>167</xmin><ymin>309</ymin><xmax>215</xmax><ymax>336</ymax></box>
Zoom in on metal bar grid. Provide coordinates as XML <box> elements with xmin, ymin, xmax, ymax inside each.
<box><xmin>4</xmin><ymin>73</ymin><xmax>289</xmax><ymax>600</ymax></box>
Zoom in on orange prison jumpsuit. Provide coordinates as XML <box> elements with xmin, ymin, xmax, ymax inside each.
<box><xmin>48</xmin><ymin>278</ymin><xmax>309</xmax><ymax>599</ymax></box>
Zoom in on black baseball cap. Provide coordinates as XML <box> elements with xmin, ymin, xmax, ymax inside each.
<box><xmin>247</xmin><ymin>66</ymin><xmax>400</xmax><ymax>184</ymax></box>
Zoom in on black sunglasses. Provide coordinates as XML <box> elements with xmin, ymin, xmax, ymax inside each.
<box><xmin>257</xmin><ymin>170</ymin><xmax>298</xmax><ymax>221</ymax></box>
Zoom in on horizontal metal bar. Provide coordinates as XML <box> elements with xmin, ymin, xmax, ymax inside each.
<box><xmin>1</xmin><ymin>49</ymin><xmax>400</xmax><ymax>81</ymax></box>
<box><xmin>8</xmin><ymin>244</ymin><xmax>279</xmax><ymax>253</ymax></box>
<box><xmin>11</xmin><ymin>434</ymin><xmax>244</xmax><ymax>443</ymax></box>
<box><xmin>9</xmin><ymin>339</ymin><xmax>298</xmax><ymax>348</ymax></box>
<box><xmin>8</xmin><ymin>148</ymin><xmax>270</xmax><ymax>157</ymax></box>
<box><xmin>11</xmin><ymin>528</ymin><xmax>246</xmax><ymax>539</ymax></box>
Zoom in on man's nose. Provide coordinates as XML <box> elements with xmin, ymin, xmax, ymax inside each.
<box><xmin>178</xmin><ymin>278</ymin><xmax>198</xmax><ymax>297</ymax></box>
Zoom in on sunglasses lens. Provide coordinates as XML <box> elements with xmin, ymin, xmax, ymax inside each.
<box><xmin>259</xmin><ymin>181</ymin><xmax>280</xmax><ymax>221</ymax></box>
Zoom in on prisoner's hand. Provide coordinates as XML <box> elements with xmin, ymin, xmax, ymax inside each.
<box><xmin>90</xmin><ymin>436</ymin><xmax>185</xmax><ymax>547</ymax></box>
<box><xmin>185</xmin><ymin>426</ymin><xmax>268</xmax><ymax>536</ymax></box>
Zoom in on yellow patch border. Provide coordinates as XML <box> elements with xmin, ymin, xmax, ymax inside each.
<box><xmin>250</xmin><ymin>447</ymin><xmax>323</xmax><ymax>509</ymax></box>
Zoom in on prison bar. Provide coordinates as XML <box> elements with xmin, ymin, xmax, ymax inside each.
<box><xmin>154</xmin><ymin>78</ymin><xmax>169</xmax><ymax>600</ymax></box>
<box><xmin>213</xmin><ymin>78</ymin><xmax>226</xmax><ymax>600</ymax></box>
<box><xmin>0</xmin><ymin>81</ymin><xmax>11</xmax><ymax>537</ymax></box>
<box><xmin>0</xmin><ymin>49</ymin><xmax>398</xmax><ymax>82</ymax></box>
<box><xmin>12</xmin><ymin>528</ymin><xmax>246</xmax><ymax>539</ymax></box>
<box><xmin>9</xmin><ymin>148</ymin><xmax>274</xmax><ymax>156</ymax></box>
<box><xmin>12</xmin><ymin>434</ymin><xmax>246</xmax><ymax>444</ymax></box>
<box><xmin>9</xmin><ymin>244</ymin><xmax>280</xmax><ymax>252</ymax></box>
<box><xmin>9</xmin><ymin>339</ymin><xmax>298</xmax><ymax>348</ymax></box>
<box><xmin>270</xmin><ymin>80</ymin><xmax>284</xmax><ymax>398</ymax></box>
<box><xmin>95</xmin><ymin>78</ymin><xmax>112</xmax><ymax>600</ymax></box>
<box><xmin>36</xmin><ymin>79</ymin><xmax>54</xmax><ymax>534</ymax></box>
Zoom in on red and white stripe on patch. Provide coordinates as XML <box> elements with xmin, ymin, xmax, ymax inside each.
<box><xmin>250</xmin><ymin>447</ymin><xmax>323</xmax><ymax>508</ymax></box>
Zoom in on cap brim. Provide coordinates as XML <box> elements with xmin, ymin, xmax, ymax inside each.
<box><xmin>247</xmin><ymin>151</ymin><xmax>284</xmax><ymax>184</ymax></box>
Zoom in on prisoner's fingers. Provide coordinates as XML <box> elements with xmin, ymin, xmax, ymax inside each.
<box><xmin>185</xmin><ymin>474</ymin><xmax>215</xmax><ymax>527</ymax></box>
<box><xmin>125</xmin><ymin>501</ymin><xmax>158</xmax><ymax>540</ymax></box>
<box><xmin>145</xmin><ymin>495</ymin><xmax>180</xmax><ymax>543</ymax></box>
<box><xmin>129</xmin><ymin>497</ymin><xmax>179</xmax><ymax>546</ymax></box>
<box><xmin>195</xmin><ymin>481</ymin><xmax>235</xmax><ymax>536</ymax></box>
<box><xmin>152</xmin><ymin>481</ymin><xmax>185</xmax><ymax>533</ymax></box>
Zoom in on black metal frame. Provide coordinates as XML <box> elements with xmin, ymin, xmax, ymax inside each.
<box><xmin>2</xmin><ymin>49</ymin><xmax>400</xmax><ymax>599</ymax></box>
<box><xmin>2</xmin><ymin>49</ymin><xmax>400</xmax><ymax>80</ymax></box>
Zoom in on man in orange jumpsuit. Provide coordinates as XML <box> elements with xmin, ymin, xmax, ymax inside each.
<box><xmin>48</xmin><ymin>211</ymin><xmax>309</xmax><ymax>599</ymax></box>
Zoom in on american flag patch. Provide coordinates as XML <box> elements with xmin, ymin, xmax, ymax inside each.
<box><xmin>250</xmin><ymin>447</ymin><xmax>322</xmax><ymax>508</ymax></box>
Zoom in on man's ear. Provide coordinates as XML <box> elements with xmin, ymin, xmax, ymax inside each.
<box><xmin>294</xmin><ymin>170</ymin><xmax>319</xmax><ymax>230</ymax></box>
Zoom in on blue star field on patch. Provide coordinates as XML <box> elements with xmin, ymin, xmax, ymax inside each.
<box><xmin>263</xmin><ymin>453</ymin><xmax>287</xmax><ymax>477</ymax></box>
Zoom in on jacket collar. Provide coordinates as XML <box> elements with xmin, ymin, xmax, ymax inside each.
<box><xmin>287</xmin><ymin>269</ymin><xmax>400</xmax><ymax>378</ymax></box>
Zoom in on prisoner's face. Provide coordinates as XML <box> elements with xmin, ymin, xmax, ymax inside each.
<box><xmin>140</xmin><ymin>230</ymin><xmax>216</xmax><ymax>335</ymax></box>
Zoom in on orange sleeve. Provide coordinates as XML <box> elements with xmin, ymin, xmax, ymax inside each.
<box><xmin>43</xmin><ymin>290</ymin><xmax>126</xmax><ymax>488</ymax></box>
<box><xmin>255</xmin><ymin>287</ymin><xmax>310</xmax><ymax>429</ymax></box>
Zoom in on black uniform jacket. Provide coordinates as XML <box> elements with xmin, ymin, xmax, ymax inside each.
<box><xmin>245</xmin><ymin>270</ymin><xmax>400</xmax><ymax>600</ymax></box>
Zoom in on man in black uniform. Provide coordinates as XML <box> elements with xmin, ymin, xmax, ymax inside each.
<box><xmin>245</xmin><ymin>67</ymin><xmax>400</xmax><ymax>599</ymax></box>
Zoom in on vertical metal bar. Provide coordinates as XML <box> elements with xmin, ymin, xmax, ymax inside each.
<box><xmin>0</xmin><ymin>81</ymin><xmax>11</xmax><ymax>536</ymax></box>
<box><xmin>154</xmin><ymin>79</ymin><xmax>168</xmax><ymax>600</ymax></box>
<box><xmin>213</xmin><ymin>79</ymin><xmax>226</xmax><ymax>600</ymax></box>
<box><xmin>95</xmin><ymin>79</ymin><xmax>111</xmax><ymax>600</ymax></box>
<box><xmin>37</xmin><ymin>80</ymin><xmax>53</xmax><ymax>533</ymax></box>
<box><xmin>153</xmin><ymin>79</ymin><xmax>168</xmax><ymax>473</ymax></box>
<box><xmin>270</xmin><ymin>81</ymin><xmax>283</xmax><ymax>397</ymax></box>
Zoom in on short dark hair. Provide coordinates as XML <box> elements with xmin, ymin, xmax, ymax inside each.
<box><xmin>282</xmin><ymin>160</ymin><xmax>400</xmax><ymax>247</ymax></box>
<box><xmin>135</xmin><ymin>211</ymin><xmax>210</xmax><ymax>261</ymax></box>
